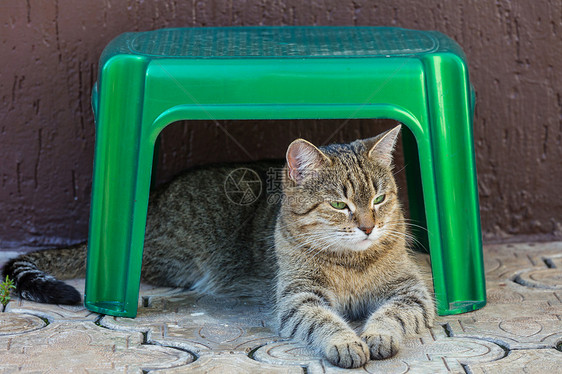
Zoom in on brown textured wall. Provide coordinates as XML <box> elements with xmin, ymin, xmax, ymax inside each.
<box><xmin>1</xmin><ymin>1</ymin><xmax>561</xmax><ymax>249</ymax></box>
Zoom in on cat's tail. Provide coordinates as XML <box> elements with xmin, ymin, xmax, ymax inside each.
<box><xmin>2</xmin><ymin>243</ymin><xmax>87</xmax><ymax>305</ymax></box>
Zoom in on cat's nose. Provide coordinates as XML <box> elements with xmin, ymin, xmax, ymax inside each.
<box><xmin>359</xmin><ymin>225</ymin><xmax>374</xmax><ymax>235</ymax></box>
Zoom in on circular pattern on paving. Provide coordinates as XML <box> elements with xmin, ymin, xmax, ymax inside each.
<box><xmin>514</xmin><ymin>267</ymin><xmax>562</xmax><ymax>289</ymax></box>
<box><xmin>0</xmin><ymin>313</ymin><xmax>46</xmax><ymax>336</ymax></box>
<box><xmin>252</xmin><ymin>333</ymin><xmax>507</xmax><ymax>373</ymax></box>
<box><xmin>253</xmin><ymin>341</ymin><xmax>317</xmax><ymax>367</ymax></box>
<box><xmin>100</xmin><ymin>292</ymin><xmax>280</xmax><ymax>355</ymax></box>
<box><xmin>0</xmin><ymin>321</ymin><xmax>194</xmax><ymax>372</ymax></box>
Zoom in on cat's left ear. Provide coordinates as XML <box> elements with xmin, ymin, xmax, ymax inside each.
<box><xmin>365</xmin><ymin>125</ymin><xmax>401</xmax><ymax>167</ymax></box>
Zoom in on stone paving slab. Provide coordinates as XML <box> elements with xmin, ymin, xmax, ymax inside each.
<box><xmin>100</xmin><ymin>292</ymin><xmax>280</xmax><ymax>356</ymax></box>
<box><xmin>158</xmin><ymin>353</ymin><xmax>302</xmax><ymax>374</ymax></box>
<box><xmin>0</xmin><ymin>241</ymin><xmax>561</xmax><ymax>373</ymax></box>
<box><xmin>252</xmin><ymin>327</ymin><xmax>508</xmax><ymax>373</ymax></box>
<box><xmin>0</xmin><ymin>313</ymin><xmax>46</xmax><ymax>336</ymax></box>
<box><xmin>0</xmin><ymin>318</ymin><xmax>193</xmax><ymax>373</ymax></box>
<box><xmin>4</xmin><ymin>279</ymin><xmax>188</xmax><ymax>323</ymax></box>
<box><xmin>468</xmin><ymin>349</ymin><xmax>562</xmax><ymax>374</ymax></box>
<box><xmin>441</xmin><ymin>241</ymin><xmax>562</xmax><ymax>356</ymax></box>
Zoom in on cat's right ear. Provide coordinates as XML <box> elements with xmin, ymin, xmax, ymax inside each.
<box><xmin>367</xmin><ymin>124</ymin><xmax>401</xmax><ymax>167</ymax></box>
<box><xmin>286</xmin><ymin>139</ymin><xmax>329</xmax><ymax>184</ymax></box>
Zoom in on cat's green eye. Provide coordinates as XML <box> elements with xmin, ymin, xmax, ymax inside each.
<box><xmin>373</xmin><ymin>194</ymin><xmax>386</xmax><ymax>205</ymax></box>
<box><xmin>330</xmin><ymin>201</ymin><xmax>348</xmax><ymax>210</ymax></box>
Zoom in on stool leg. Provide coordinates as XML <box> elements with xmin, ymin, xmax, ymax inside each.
<box><xmin>85</xmin><ymin>56</ymin><xmax>151</xmax><ymax>317</ymax></box>
<box><xmin>420</xmin><ymin>54</ymin><xmax>487</xmax><ymax>315</ymax></box>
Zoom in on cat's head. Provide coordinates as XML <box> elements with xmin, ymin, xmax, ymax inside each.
<box><xmin>281</xmin><ymin>125</ymin><xmax>404</xmax><ymax>253</ymax></box>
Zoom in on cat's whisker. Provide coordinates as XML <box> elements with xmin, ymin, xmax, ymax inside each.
<box><xmin>385</xmin><ymin>219</ymin><xmax>431</xmax><ymax>233</ymax></box>
<box><xmin>281</xmin><ymin>236</ymin><xmax>333</xmax><ymax>257</ymax></box>
<box><xmin>303</xmin><ymin>240</ymin><xmax>339</xmax><ymax>264</ymax></box>
<box><xmin>384</xmin><ymin>228</ymin><xmax>417</xmax><ymax>239</ymax></box>
<box><xmin>393</xmin><ymin>163</ymin><xmax>408</xmax><ymax>176</ymax></box>
<box><xmin>383</xmin><ymin>229</ymin><xmax>427</xmax><ymax>250</ymax></box>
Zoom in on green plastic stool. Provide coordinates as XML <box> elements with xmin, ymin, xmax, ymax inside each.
<box><xmin>86</xmin><ymin>26</ymin><xmax>486</xmax><ymax>318</ymax></box>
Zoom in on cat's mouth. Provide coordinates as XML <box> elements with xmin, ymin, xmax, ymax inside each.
<box><xmin>333</xmin><ymin>228</ymin><xmax>384</xmax><ymax>251</ymax></box>
<box><xmin>353</xmin><ymin>238</ymin><xmax>374</xmax><ymax>251</ymax></box>
<box><xmin>346</xmin><ymin>228</ymin><xmax>384</xmax><ymax>251</ymax></box>
<box><xmin>345</xmin><ymin>234</ymin><xmax>377</xmax><ymax>251</ymax></box>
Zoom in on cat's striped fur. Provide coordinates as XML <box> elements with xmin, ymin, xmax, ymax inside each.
<box><xmin>3</xmin><ymin>125</ymin><xmax>434</xmax><ymax>368</ymax></box>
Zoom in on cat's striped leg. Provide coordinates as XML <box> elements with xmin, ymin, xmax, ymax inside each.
<box><xmin>277</xmin><ymin>287</ymin><xmax>370</xmax><ymax>368</ymax></box>
<box><xmin>360</xmin><ymin>277</ymin><xmax>435</xmax><ymax>360</ymax></box>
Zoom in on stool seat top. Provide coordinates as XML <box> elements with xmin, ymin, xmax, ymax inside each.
<box><xmin>111</xmin><ymin>26</ymin><xmax>457</xmax><ymax>59</ymax></box>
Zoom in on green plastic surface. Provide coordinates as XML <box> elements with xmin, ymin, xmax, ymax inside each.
<box><xmin>86</xmin><ymin>26</ymin><xmax>486</xmax><ymax>317</ymax></box>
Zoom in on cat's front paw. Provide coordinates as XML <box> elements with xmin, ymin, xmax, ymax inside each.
<box><xmin>325</xmin><ymin>337</ymin><xmax>370</xmax><ymax>368</ymax></box>
<box><xmin>360</xmin><ymin>332</ymin><xmax>401</xmax><ymax>360</ymax></box>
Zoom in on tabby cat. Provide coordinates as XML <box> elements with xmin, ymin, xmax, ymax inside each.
<box><xmin>3</xmin><ymin>125</ymin><xmax>434</xmax><ymax>368</ymax></box>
